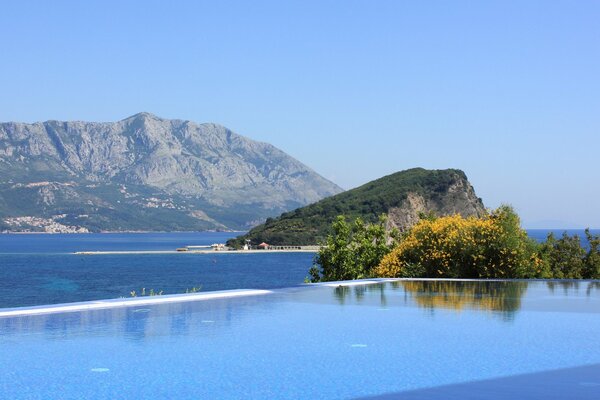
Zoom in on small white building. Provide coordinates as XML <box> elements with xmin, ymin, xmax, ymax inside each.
<box><xmin>211</xmin><ymin>243</ymin><xmax>226</xmax><ymax>251</ymax></box>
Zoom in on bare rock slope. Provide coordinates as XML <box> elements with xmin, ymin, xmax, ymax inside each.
<box><xmin>0</xmin><ymin>113</ymin><xmax>342</xmax><ymax>232</ymax></box>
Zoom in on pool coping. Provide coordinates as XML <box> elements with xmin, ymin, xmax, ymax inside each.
<box><xmin>2</xmin><ymin>277</ymin><xmax>598</xmax><ymax>318</ymax></box>
<box><xmin>0</xmin><ymin>278</ymin><xmax>400</xmax><ymax>318</ymax></box>
<box><xmin>0</xmin><ymin>289</ymin><xmax>273</xmax><ymax>318</ymax></box>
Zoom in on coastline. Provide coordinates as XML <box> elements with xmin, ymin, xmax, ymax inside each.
<box><xmin>1</xmin><ymin>229</ymin><xmax>242</xmax><ymax>235</ymax></box>
<box><xmin>75</xmin><ymin>249</ymin><xmax>318</xmax><ymax>255</ymax></box>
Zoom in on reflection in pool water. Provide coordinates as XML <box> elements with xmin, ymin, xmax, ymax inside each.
<box><xmin>334</xmin><ymin>280</ymin><xmax>600</xmax><ymax>321</ymax></box>
<box><xmin>334</xmin><ymin>280</ymin><xmax>528</xmax><ymax>317</ymax></box>
<box><xmin>547</xmin><ymin>280</ymin><xmax>600</xmax><ymax>296</ymax></box>
<box><xmin>2</xmin><ymin>280</ymin><xmax>600</xmax><ymax>399</ymax></box>
<box><xmin>400</xmin><ymin>280</ymin><xmax>528</xmax><ymax>314</ymax></box>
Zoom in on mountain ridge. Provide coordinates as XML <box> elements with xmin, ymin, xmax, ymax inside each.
<box><xmin>0</xmin><ymin>113</ymin><xmax>342</xmax><ymax>232</ymax></box>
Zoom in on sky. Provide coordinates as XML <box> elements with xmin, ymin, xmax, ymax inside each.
<box><xmin>0</xmin><ymin>1</ymin><xmax>598</xmax><ymax>228</ymax></box>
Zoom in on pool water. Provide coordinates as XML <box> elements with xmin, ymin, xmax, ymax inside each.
<box><xmin>1</xmin><ymin>279</ymin><xmax>599</xmax><ymax>399</ymax></box>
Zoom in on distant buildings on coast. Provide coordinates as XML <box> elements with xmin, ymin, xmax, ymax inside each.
<box><xmin>176</xmin><ymin>242</ymin><xmax>318</xmax><ymax>253</ymax></box>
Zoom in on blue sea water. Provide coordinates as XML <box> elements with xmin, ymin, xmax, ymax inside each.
<box><xmin>0</xmin><ymin>231</ymin><xmax>237</xmax><ymax>253</ymax></box>
<box><xmin>1</xmin><ymin>280</ymin><xmax>599</xmax><ymax>399</ymax></box>
<box><xmin>0</xmin><ymin>230</ymin><xmax>598</xmax><ymax>309</ymax></box>
<box><xmin>0</xmin><ymin>232</ymin><xmax>314</xmax><ymax>308</ymax></box>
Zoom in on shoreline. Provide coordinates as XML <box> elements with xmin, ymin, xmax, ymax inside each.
<box><xmin>1</xmin><ymin>230</ymin><xmax>243</xmax><ymax>235</ymax></box>
<box><xmin>3</xmin><ymin>228</ymin><xmax>598</xmax><ymax>235</ymax></box>
<box><xmin>75</xmin><ymin>249</ymin><xmax>318</xmax><ymax>255</ymax></box>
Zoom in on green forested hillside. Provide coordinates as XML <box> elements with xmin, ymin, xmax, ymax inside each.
<box><xmin>227</xmin><ymin>168</ymin><xmax>485</xmax><ymax>246</ymax></box>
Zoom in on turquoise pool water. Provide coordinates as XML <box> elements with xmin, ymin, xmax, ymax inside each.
<box><xmin>1</xmin><ymin>279</ymin><xmax>599</xmax><ymax>399</ymax></box>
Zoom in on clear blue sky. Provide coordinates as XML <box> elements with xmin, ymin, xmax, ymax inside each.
<box><xmin>1</xmin><ymin>1</ymin><xmax>598</xmax><ymax>228</ymax></box>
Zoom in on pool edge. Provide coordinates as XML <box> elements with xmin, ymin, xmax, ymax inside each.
<box><xmin>3</xmin><ymin>277</ymin><xmax>599</xmax><ymax>318</ymax></box>
<box><xmin>0</xmin><ymin>289</ymin><xmax>273</xmax><ymax>318</ymax></box>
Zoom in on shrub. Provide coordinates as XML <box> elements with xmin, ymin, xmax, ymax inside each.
<box><xmin>540</xmin><ymin>229</ymin><xmax>600</xmax><ymax>279</ymax></box>
<box><xmin>584</xmin><ymin>229</ymin><xmax>600</xmax><ymax>279</ymax></box>
<box><xmin>539</xmin><ymin>232</ymin><xmax>586</xmax><ymax>279</ymax></box>
<box><xmin>309</xmin><ymin>215</ymin><xmax>398</xmax><ymax>282</ymax></box>
<box><xmin>374</xmin><ymin>206</ymin><xmax>544</xmax><ymax>279</ymax></box>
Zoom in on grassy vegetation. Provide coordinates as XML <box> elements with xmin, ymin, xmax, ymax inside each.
<box><xmin>228</xmin><ymin>168</ymin><xmax>476</xmax><ymax>247</ymax></box>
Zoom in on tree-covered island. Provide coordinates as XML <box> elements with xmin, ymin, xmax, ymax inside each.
<box><xmin>227</xmin><ymin>167</ymin><xmax>598</xmax><ymax>281</ymax></box>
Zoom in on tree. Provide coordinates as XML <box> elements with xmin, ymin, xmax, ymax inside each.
<box><xmin>583</xmin><ymin>228</ymin><xmax>600</xmax><ymax>279</ymax></box>
<box><xmin>309</xmin><ymin>215</ymin><xmax>398</xmax><ymax>282</ymax></box>
<box><xmin>541</xmin><ymin>232</ymin><xmax>586</xmax><ymax>279</ymax></box>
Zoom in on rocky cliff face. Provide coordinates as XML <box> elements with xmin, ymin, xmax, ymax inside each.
<box><xmin>386</xmin><ymin>177</ymin><xmax>486</xmax><ymax>231</ymax></box>
<box><xmin>228</xmin><ymin>168</ymin><xmax>487</xmax><ymax>246</ymax></box>
<box><xmin>0</xmin><ymin>113</ymin><xmax>342</xmax><ymax>232</ymax></box>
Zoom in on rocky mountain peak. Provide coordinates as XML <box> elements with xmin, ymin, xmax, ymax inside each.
<box><xmin>0</xmin><ymin>114</ymin><xmax>343</xmax><ymax>232</ymax></box>
<box><xmin>123</xmin><ymin>111</ymin><xmax>161</xmax><ymax>121</ymax></box>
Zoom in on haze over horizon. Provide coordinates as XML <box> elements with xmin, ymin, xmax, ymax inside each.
<box><xmin>1</xmin><ymin>1</ymin><xmax>598</xmax><ymax>228</ymax></box>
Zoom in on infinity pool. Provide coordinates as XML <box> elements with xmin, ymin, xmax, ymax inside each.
<box><xmin>1</xmin><ymin>279</ymin><xmax>599</xmax><ymax>399</ymax></box>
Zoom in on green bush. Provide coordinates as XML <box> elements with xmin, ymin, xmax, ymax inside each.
<box><xmin>584</xmin><ymin>229</ymin><xmax>600</xmax><ymax>279</ymax></box>
<box><xmin>308</xmin><ymin>206</ymin><xmax>597</xmax><ymax>282</ymax></box>
<box><xmin>539</xmin><ymin>232</ymin><xmax>586</xmax><ymax>279</ymax></box>
<box><xmin>309</xmin><ymin>215</ymin><xmax>398</xmax><ymax>282</ymax></box>
<box><xmin>540</xmin><ymin>229</ymin><xmax>600</xmax><ymax>279</ymax></box>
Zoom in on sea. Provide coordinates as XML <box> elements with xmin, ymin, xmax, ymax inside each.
<box><xmin>0</xmin><ymin>230</ymin><xmax>597</xmax><ymax>309</ymax></box>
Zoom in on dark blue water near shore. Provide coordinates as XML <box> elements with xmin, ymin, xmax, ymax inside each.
<box><xmin>0</xmin><ymin>230</ymin><xmax>598</xmax><ymax>308</ymax></box>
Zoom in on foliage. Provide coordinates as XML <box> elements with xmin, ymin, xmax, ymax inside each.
<box><xmin>302</xmin><ymin>200</ymin><xmax>597</xmax><ymax>281</ymax></box>
<box><xmin>130</xmin><ymin>288</ymin><xmax>163</xmax><ymax>297</ymax></box>
<box><xmin>228</xmin><ymin>168</ymin><xmax>476</xmax><ymax>247</ymax></box>
<box><xmin>185</xmin><ymin>286</ymin><xmax>202</xmax><ymax>293</ymax></box>
<box><xmin>129</xmin><ymin>286</ymin><xmax>203</xmax><ymax>297</ymax></box>
<box><xmin>374</xmin><ymin>206</ymin><xmax>544</xmax><ymax>279</ymax></box>
<box><xmin>309</xmin><ymin>214</ymin><xmax>399</xmax><ymax>282</ymax></box>
<box><xmin>584</xmin><ymin>229</ymin><xmax>600</xmax><ymax>279</ymax></box>
<box><xmin>539</xmin><ymin>232</ymin><xmax>586</xmax><ymax>278</ymax></box>
<box><xmin>539</xmin><ymin>229</ymin><xmax>600</xmax><ymax>279</ymax></box>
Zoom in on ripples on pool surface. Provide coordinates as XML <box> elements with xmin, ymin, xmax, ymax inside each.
<box><xmin>1</xmin><ymin>280</ymin><xmax>599</xmax><ymax>399</ymax></box>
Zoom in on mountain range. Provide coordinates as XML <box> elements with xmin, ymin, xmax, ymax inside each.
<box><xmin>0</xmin><ymin>113</ymin><xmax>342</xmax><ymax>232</ymax></box>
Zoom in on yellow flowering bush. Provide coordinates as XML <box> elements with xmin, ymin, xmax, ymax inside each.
<box><xmin>374</xmin><ymin>206</ymin><xmax>546</xmax><ymax>279</ymax></box>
